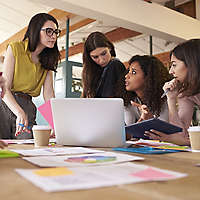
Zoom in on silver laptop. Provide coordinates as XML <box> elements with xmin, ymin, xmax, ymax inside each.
<box><xmin>51</xmin><ymin>98</ymin><xmax>126</xmax><ymax>147</ymax></box>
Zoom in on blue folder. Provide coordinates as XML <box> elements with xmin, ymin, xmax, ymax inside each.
<box><xmin>113</xmin><ymin>146</ymin><xmax>181</xmax><ymax>154</ymax></box>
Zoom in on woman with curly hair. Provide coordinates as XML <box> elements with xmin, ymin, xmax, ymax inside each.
<box><xmin>118</xmin><ymin>55</ymin><xmax>172</xmax><ymax>125</ymax></box>
<box><xmin>82</xmin><ymin>31</ymin><xmax>126</xmax><ymax>98</ymax></box>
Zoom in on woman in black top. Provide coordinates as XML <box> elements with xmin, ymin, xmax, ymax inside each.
<box><xmin>82</xmin><ymin>31</ymin><xmax>126</xmax><ymax>98</ymax></box>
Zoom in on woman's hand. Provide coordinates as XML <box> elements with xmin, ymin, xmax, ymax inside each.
<box><xmin>0</xmin><ymin>140</ymin><xmax>8</xmax><ymax>149</ymax></box>
<box><xmin>163</xmin><ymin>78</ymin><xmax>181</xmax><ymax>99</ymax></box>
<box><xmin>50</xmin><ymin>129</ymin><xmax>55</xmax><ymax>138</ymax></box>
<box><xmin>131</xmin><ymin>101</ymin><xmax>154</xmax><ymax>122</ymax></box>
<box><xmin>145</xmin><ymin>129</ymin><xmax>190</xmax><ymax>146</ymax></box>
<box><xmin>15</xmin><ymin>111</ymin><xmax>30</xmax><ymax>136</ymax></box>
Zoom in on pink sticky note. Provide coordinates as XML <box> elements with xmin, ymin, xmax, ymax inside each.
<box><xmin>38</xmin><ymin>100</ymin><xmax>54</xmax><ymax>129</ymax></box>
<box><xmin>131</xmin><ymin>168</ymin><xmax>175</xmax><ymax>180</ymax></box>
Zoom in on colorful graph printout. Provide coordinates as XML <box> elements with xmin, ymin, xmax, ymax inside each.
<box><xmin>65</xmin><ymin>155</ymin><xmax>116</xmax><ymax>163</ymax></box>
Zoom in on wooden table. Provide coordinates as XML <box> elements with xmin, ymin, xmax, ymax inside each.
<box><xmin>1</xmin><ymin>144</ymin><xmax>200</xmax><ymax>200</ymax></box>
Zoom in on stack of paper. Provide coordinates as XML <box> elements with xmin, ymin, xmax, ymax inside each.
<box><xmin>13</xmin><ymin>143</ymin><xmax>188</xmax><ymax>192</ymax></box>
<box><xmin>22</xmin><ymin>152</ymin><xmax>144</xmax><ymax>167</ymax></box>
<box><xmin>11</xmin><ymin>147</ymin><xmax>104</xmax><ymax>156</ymax></box>
<box><xmin>15</xmin><ymin>162</ymin><xmax>187</xmax><ymax>192</ymax></box>
<box><xmin>127</xmin><ymin>139</ymin><xmax>191</xmax><ymax>151</ymax></box>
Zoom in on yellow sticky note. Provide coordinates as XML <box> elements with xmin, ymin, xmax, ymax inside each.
<box><xmin>34</xmin><ymin>167</ymin><xmax>73</xmax><ymax>176</ymax></box>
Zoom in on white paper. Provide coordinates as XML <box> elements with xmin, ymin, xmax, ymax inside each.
<box><xmin>3</xmin><ymin>138</ymin><xmax>56</xmax><ymax>144</ymax></box>
<box><xmin>23</xmin><ymin>152</ymin><xmax>144</xmax><ymax>167</ymax></box>
<box><xmin>15</xmin><ymin>162</ymin><xmax>187</xmax><ymax>192</ymax></box>
<box><xmin>11</xmin><ymin>147</ymin><xmax>104</xmax><ymax>156</ymax></box>
<box><xmin>191</xmin><ymin>149</ymin><xmax>200</xmax><ymax>152</ymax></box>
<box><xmin>127</xmin><ymin>139</ymin><xmax>191</xmax><ymax>151</ymax></box>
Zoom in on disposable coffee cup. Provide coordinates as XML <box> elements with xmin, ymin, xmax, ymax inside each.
<box><xmin>188</xmin><ymin>126</ymin><xmax>200</xmax><ymax>151</ymax></box>
<box><xmin>32</xmin><ymin>125</ymin><xmax>51</xmax><ymax>147</ymax></box>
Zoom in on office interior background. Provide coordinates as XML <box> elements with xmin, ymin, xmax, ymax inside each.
<box><xmin>0</xmin><ymin>0</ymin><xmax>199</xmax><ymax>124</ymax></box>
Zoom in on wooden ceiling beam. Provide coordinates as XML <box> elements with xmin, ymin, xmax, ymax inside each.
<box><xmin>60</xmin><ymin>18</ymin><xmax>95</xmax><ymax>37</ymax></box>
<box><xmin>0</xmin><ymin>9</ymin><xmax>76</xmax><ymax>55</ymax></box>
<box><xmin>60</xmin><ymin>27</ymin><xmax>141</xmax><ymax>59</ymax></box>
<box><xmin>48</xmin><ymin>8</ymin><xmax>76</xmax><ymax>19</ymax></box>
<box><xmin>106</xmin><ymin>27</ymin><xmax>141</xmax><ymax>43</ymax></box>
<box><xmin>0</xmin><ymin>27</ymin><xmax>27</xmax><ymax>55</ymax></box>
<box><xmin>62</xmin><ymin>1</ymin><xmax>196</xmax><ymax>62</ymax></box>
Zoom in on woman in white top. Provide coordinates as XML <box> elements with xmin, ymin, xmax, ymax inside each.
<box><xmin>116</xmin><ymin>55</ymin><xmax>171</xmax><ymax>126</ymax></box>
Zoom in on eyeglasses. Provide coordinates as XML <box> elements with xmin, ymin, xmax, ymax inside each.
<box><xmin>41</xmin><ymin>28</ymin><xmax>61</xmax><ymax>37</ymax></box>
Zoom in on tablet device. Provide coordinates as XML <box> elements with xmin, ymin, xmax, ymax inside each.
<box><xmin>125</xmin><ymin>118</ymin><xmax>182</xmax><ymax>139</ymax></box>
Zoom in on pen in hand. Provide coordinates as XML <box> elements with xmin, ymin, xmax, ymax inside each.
<box><xmin>15</xmin><ymin>123</ymin><xmax>31</xmax><ymax>137</ymax></box>
<box><xmin>161</xmin><ymin>88</ymin><xmax>170</xmax><ymax>99</ymax></box>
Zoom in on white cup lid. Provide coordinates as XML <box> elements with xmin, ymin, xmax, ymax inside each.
<box><xmin>188</xmin><ymin>126</ymin><xmax>200</xmax><ymax>132</ymax></box>
<box><xmin>32</xmin><ymin>125</ymin><xmax>51</xmax><ymax>130</ymax></box>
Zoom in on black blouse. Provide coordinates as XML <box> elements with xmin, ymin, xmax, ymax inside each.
<box><xmin>95</xmin><ymin>58</ymin><xmax>126</xmax><ymax>97</ymax></box>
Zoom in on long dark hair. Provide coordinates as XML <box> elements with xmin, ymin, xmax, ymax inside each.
<box><xmin>170</xmin><ymin>39</ymin><xmax>200</xmax><ymax>96</ymax></box>
<box><xmin>116</xmin><ymin>55</ymin><xmax>172</xmax><ymax>117</ymax></box>
<box><xmin>23</xmin><ymin>13</ymin><xmax>60</xmax><ymax>72</ymax></box>
<box><xmin>82</xmin><ymin>31</ymin><xmax>116</xmax><ymax>97</ymax></box>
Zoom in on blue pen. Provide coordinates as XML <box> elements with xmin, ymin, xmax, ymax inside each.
<box><xmin>17</xmin><ymin>123</ymin><xmax>31</xmax><ymax>135</ymax></box>
<box><xmin>18</xmin><ymin>123</ymin><xmax>31</xmax><ymax>129</ymax></box>
<box><xmin>18</xmin><ymin>123</ymin><xmax>25</xmax><ymax>128</ymax></box>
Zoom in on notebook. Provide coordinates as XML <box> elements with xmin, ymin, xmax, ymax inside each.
<box><xmin>125</xmin><ymin>118</ymin><xmax>182</xmax><ymax>139</ymax></box>
<box><xmin>50</xmin><ymin>98</ymin><xmax>126</xmax><ymax>147</ymax></box>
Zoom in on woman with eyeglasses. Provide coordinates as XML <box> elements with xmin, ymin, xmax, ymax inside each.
<box><xmin>0</xmin><ymin>13</ymin><xmax>61</xmax><ymax>139</ymax></box>
<box><xmin>82</xmin><ymin>31</ymin><xmax>126</xmax><ymax>98</ymax></box>
<box><xmin>145</xmin><ymin>39</ymin><xmax>200</xmax><ymax>145</ymax></box>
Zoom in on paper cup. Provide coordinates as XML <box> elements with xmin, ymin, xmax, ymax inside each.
<box><xmin>188</xmin><ymin>126</ymin><xmax>200</xmax><ymax>151</ymax></box>
<box><xmin>32</xmin><ymin>125</ymin><xmax>51</xmax><ymax>147</ymax></box>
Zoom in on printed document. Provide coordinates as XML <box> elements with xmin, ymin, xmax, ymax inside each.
<box><xmin>11</xmin><ymin>147</ymin><xmax>104</xmax><ymax>156</ymax></box>
<box><xmin>15</xmin><ymin>162</ymin><xmax>187</xmax><ymax>192</ymax></box>
<box><xmin>23</xmin><ymin>152</ymin><xmax>144</xmax><ymax>167</ymax></box>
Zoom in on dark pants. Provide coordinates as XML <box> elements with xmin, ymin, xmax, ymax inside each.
<box><xmin>0</xmin><ymin>92</ymin><xmax>36</xmax><ymax>139</ymax></box>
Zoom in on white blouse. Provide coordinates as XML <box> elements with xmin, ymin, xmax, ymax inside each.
<box><xmin>124</xmin><ymin>101</ymin><xmax>169</xmax><ymax>126</ymax></box>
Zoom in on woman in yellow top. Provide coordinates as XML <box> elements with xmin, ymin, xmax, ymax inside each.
<box><xmin>0</xmin><ymin>13</ymin><xmax>61</xmax><ymax>139</ymax></box>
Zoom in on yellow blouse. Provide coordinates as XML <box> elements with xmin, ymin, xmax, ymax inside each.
<box><xmin>10</xmin><ymin>40</ymin><xmax>48</xmax><ymax>97</ymax></box>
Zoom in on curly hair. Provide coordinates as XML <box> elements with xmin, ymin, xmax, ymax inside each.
<box><xmin>81</xmin><ymin>32</ymin><xmax>116</xmax><ymax>97</ymax></box>
<box><xmin>116</xmin><ymin>55</ymin><xmax>172</xmax><ymax>117</ymax></box>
